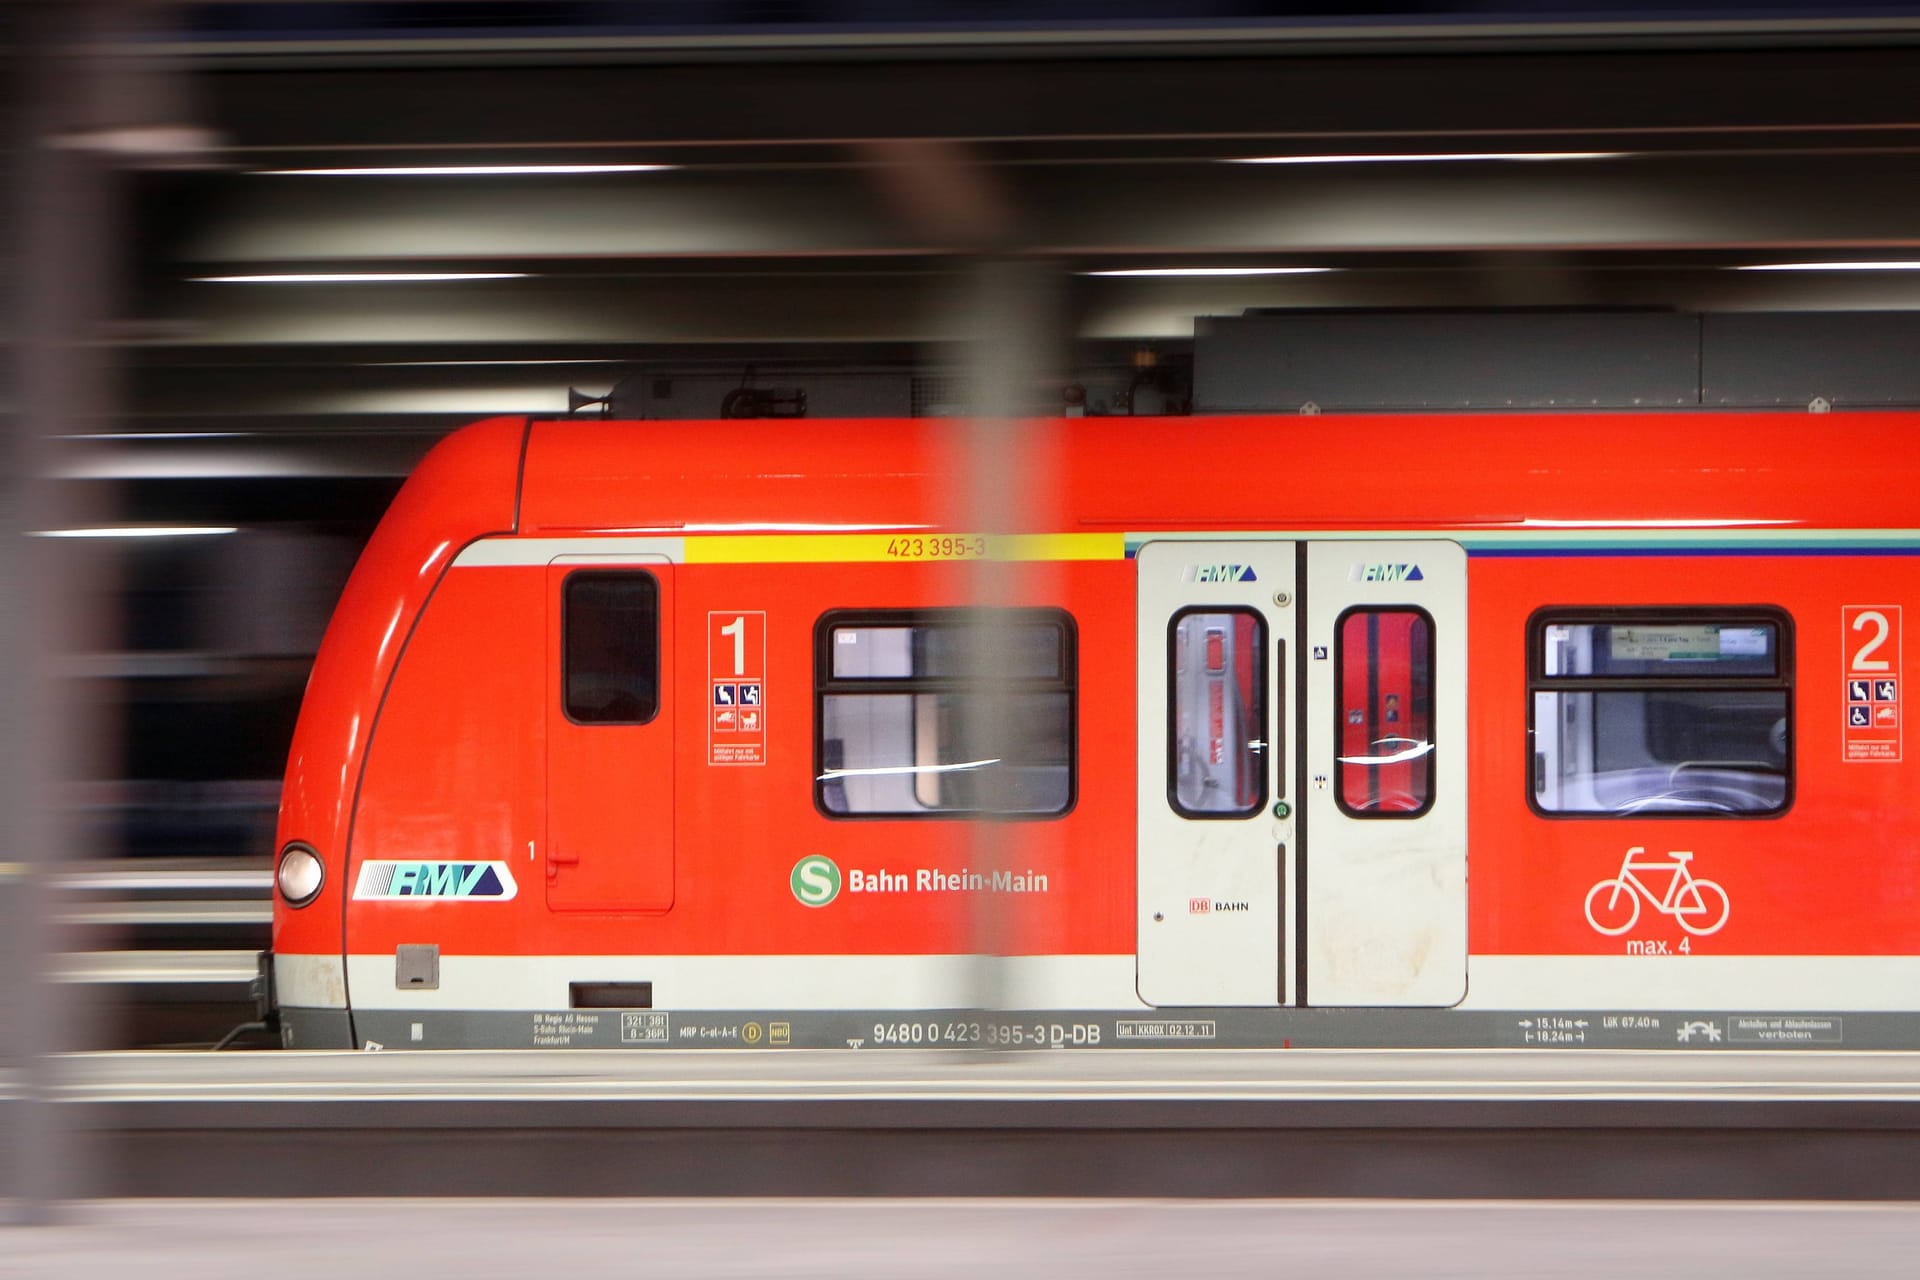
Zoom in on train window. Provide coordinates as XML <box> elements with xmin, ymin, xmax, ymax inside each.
<box><xmin>562</xmin><ymin>571</ymin><xmax>660</xmax><ymax>724</ymax></box>
<box><xmin>1169</xmin><ymin>609</ymin><xmax>1268</xmax><ymax>818</ymax></box>
<box><xmin>816</xmin><ymin>609</ymin><xmax>1075</xmax><ymax>818</ymax></box>
<box><xmin>1335</xmin><ymin>608</ymin><xmax>1436</xmax><ymax>818</ymax></box>
<box><xmin>1544</xmin><ymin>621</ymin><xmax>1779</xmax><ymax>679</ymax></box>
<box><xmin>830</xmin><ymin>621</ymin><xmax>1065</xmax><ymax>681</ymax></box>
<box><xmin>1529</xmin><ymin>611</ymin><xmax>1792</xmax><ymax>817</ymax></box>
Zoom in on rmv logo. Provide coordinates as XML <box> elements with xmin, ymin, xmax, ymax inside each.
<box><xmin>1183</xmin><ymin>564</ymin><xmax>1258</xmax><ymax>583</ymax></box>
<box><xmin>791</xmin><ymin>855</ymin><xmax>842</xmax><ymax>907</ymax></box>
<box><xmin>354</xmin><ymin>861</ymin><xmax>516</xmax><ymax>900</ymax></box>
<box><xmin>1349</xmin><ymin>563</ymin><xmax>1425</xmax><ymax>583</ymax></box>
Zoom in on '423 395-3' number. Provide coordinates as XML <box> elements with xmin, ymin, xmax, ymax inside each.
<box><xmin>885</xmin><ymin>536</ymin><xmax>989</xmax><ymax>560</ymax></box>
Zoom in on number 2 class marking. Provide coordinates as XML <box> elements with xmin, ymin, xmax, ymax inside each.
<box><xmin>1852</xmin><ymin>610</ymin><xmax>1892</xmax><ymax>672</ymax></box>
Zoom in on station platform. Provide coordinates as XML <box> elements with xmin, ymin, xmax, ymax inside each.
<box><xmin>21</xmin><ymin>1048</ymin><xmax>1920</xmax><ymax>1199</ymax></box>
<box><xmin>54</xmin><ymin>1045</ymin><xmax>1920</xmax><ymax>1109</ymax></box>
<box><xmin>7</xmin><ymin>1198</ymin><xmax>1920</xmax><ymax>1279</ymax></box>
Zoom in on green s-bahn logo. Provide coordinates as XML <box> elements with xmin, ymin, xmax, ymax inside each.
<box><xmin>791</xmin><ymin>855</ymin><xmax>842</xmax><ymax>908</ymax></box>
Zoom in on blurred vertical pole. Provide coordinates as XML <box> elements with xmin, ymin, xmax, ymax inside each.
<box><xmin>860</xmin><ymin>140</ymin><xmax>1063</xmax><ymax>1020</ymax></box>
<box><xmin>2</xmin><ymin>0</ymin><xmax>125</xmax><ymax>1223</ymax></box>
<box><xmin>959</xmin><ymin>259</ymin><xmax>1066</xmax><ymax>1016</ymax></box>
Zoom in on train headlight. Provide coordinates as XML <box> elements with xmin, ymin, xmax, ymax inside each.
<box><xmin>277</xmin><ymin>843</ymin><xmax>325</xmax><ymax>908</ymax></box>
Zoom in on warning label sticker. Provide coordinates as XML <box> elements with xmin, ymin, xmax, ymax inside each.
<box><xmin>1843</xmin><ymin>605</ymin><xmax>1902</xmax><ymax>763</ymax></box>
<box><xmin>709</xmin><ymin>611</ymin><xmax>766</xmax><ymax>766</ymax></box>
<box><xmin>1115</xmin><ymin>1020</ymin><xmax>1217</xmax><ymax>1041</ymax></box>
<box><xmin>1729</xmin><ymin>1015</ymin><xmax>1843</xmax><ymax>1045</ymax></box>
<box><xmin>620</xmin><ymin>1012</ymin><xmax>670</xmax><ymax>1044</ymax></box>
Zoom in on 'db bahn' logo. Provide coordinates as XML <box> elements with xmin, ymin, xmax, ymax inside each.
<box><xmin>791</xmin><ymin>855</ymin><xmax>842</xmax><ymax>908</ymax></box>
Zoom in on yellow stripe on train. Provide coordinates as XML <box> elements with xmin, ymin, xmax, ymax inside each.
<box><xmin>684</xmin><ymin>532</ymin><xmax>1125</xmax><ymax>564</ymax></box>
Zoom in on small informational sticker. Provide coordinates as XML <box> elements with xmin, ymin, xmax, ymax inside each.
<box><xmin>709</xmin><ymin>610</ymin><xmax>766</xmax><ymax>765</ymax></box>
<box><xmin>1843</xmin><ymin>605</ymin><xmax>1902</xmax><ymax>762</ymax></box>
<box><xmin>620</xmin><ymin>1012</ymin><xmax>669</xmax><ymax>1044</ymax></box>
<box><xmin>1611</xmin><ymin>625</ymin><xmax>1723</xmax><ymax>662</ymax></box>
<box><xmin>1116</xmin><ymin>1020</ymin><xmax>1217</xmax><ymax>1041</ymax></box>
<box><xmin>1730</xmin><ymin>1015</ymin><xmax>1843</xmax><ymax>1045</ymax></box>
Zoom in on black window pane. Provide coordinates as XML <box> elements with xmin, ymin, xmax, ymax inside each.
<box><xmin>564</xmin><ymin>572</ymin><xmax>659</xmax><ymax>724</ymax></box>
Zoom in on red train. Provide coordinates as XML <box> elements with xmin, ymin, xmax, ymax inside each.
<box><xmin>265</xmin><ymin>412</ymin><xmax>1920</xmax><ymax>1051</ymax></box>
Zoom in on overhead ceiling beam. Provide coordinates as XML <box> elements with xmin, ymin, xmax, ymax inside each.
<box><xmin>125</xmin><ymin>10</ymin><xmax>1920</xmax><ymax>67</ymax></box>
<box><xmin>179</xmin><ymin>156</ymin><xmax>1920</xmax><ymax>263</ymax></box>
<box><xmin>194</xmin><ymin>49</ymin><xmax>1920</xmax><ymax>150</ymax></box>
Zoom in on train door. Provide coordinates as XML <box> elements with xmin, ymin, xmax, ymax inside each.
<box><xmin>545</xmin><ymin>555</ymin><xmax>675</xmax><ymax>912</ymax></box>
<box><xmin>1137</xmin><ymin>541</ymin><xmax>1295</xmax><ymax>1005</ymax></box>
<box><xmin>1301</xmin><ymin>541</ymin><xmax>1466</xmax><ymax>1006</ymax></box>
<box><xmin>1136</xmin><ymin>539</ymin><xmax>1466</xmax><ymax>1007</ymax></box>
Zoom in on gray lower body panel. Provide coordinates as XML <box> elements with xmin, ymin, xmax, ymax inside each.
<box><xmin>281</xmin><ymin>1006</ymin><xmax>355</xmax><ymax>1049</ymax></box>
<box><xmin>346</xmin><ymin>1006</ymin><xmax>1873</xmax><ymax>1051</ymax></box>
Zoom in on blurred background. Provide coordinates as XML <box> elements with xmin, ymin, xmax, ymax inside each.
<box><xmin>11</xmin><ymin>0</ymin><xmax>1920</xmax><ymax>1057</ymax></box>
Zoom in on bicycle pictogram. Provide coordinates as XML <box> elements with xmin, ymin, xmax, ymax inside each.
<box><xmin>1584</xmin><ymin>846</ymin><xmax>1730</xmax><ymax>937</ymax></box>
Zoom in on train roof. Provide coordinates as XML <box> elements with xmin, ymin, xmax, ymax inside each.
<box><xmin>493</xmin><ymin>412</ymin><xmax>1918</xmax><ymax>535</ymax></box>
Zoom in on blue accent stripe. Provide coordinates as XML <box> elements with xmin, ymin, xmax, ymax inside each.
<box><xmin>1123</xmin><ymin>534</ymin><xmax>1920</xmax><ymax>558</ymax></box>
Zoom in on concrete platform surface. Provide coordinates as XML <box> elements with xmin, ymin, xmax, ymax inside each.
<box><xmin>6</xmin><ymin>1199</ymin><xmax>1920</xmax><ymax>1279</ymax></box>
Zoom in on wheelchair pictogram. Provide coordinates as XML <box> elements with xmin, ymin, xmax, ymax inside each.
<box><xmin>1584</xmin><ymin>846</ymin><xmax>1730</xmax><ymax>937</ymax></box>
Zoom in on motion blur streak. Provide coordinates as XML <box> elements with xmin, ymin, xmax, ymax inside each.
<box><xmin>6</xmin><ymin>0</ymin><xmax>145</xmax><ymax>1220</ymax></box>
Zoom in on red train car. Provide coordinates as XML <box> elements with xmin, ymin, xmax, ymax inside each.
<box><xmin>265</xmin><ymin>413</ymin><xmax>1920</xmax><ymax>1051</ymax></box>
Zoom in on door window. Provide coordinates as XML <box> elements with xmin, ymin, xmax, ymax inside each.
<box><xmin>1335</xmin><ymin>608</ymin><xmax>1435</xmax><ymax>817</ymax></box>
<box><xmin>562</xmin><ymin>570</ymin><xmax>659</xmax><ymax>724</ymax></box>
<box><xmin>1168</xmin><ymin>608</ymin><xmax>1268</xmax><ymax>817</ymax></box>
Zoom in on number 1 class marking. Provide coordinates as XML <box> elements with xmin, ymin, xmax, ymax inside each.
<box><xmin>721</xmin><ymin>615</ymin><xmax>745</xmax><ymax>676</ymax></box>
<box><xmin>710</xmin><ymin>611</ymin><xmax>766</xmax><ymax>767</ymax></box>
